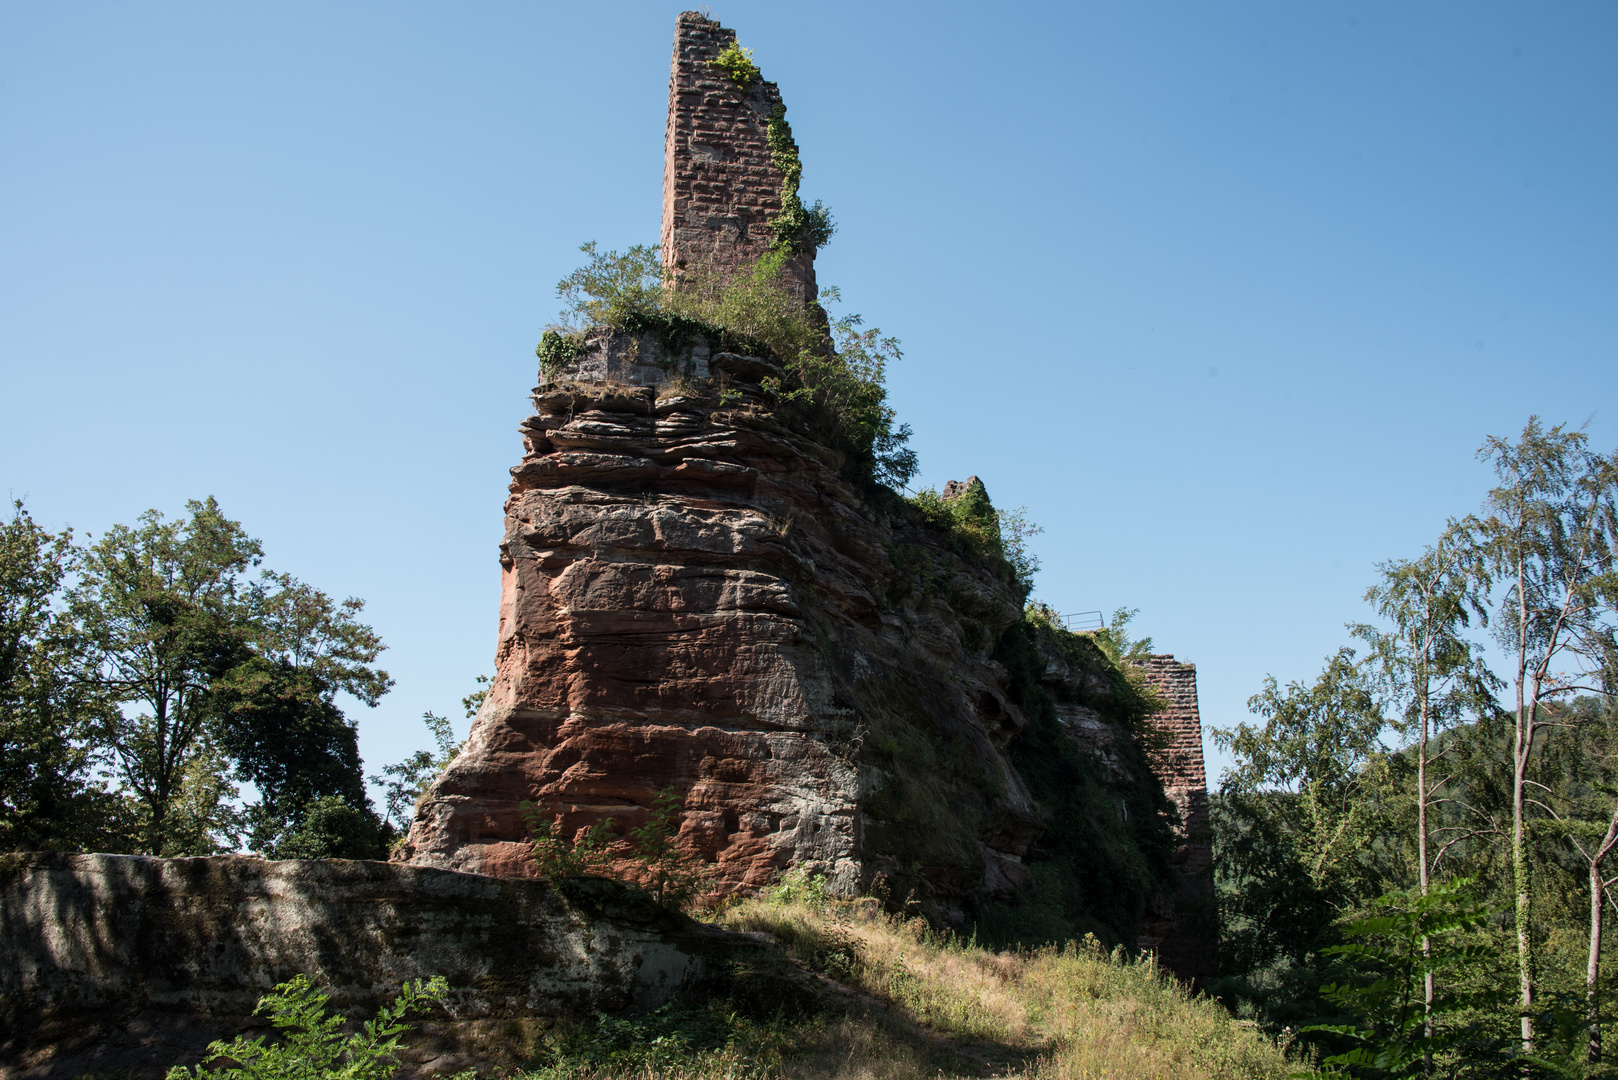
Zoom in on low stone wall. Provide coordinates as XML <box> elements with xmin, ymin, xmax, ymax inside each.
<box><xmin>0</xmin><ymin>853</ymin><xmax>734</xmax><ymax>1076</ymax></box>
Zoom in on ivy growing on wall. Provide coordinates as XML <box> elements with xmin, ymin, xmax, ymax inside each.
<box><xmin>765</xmin><ymin>106</ymin><xmax>835</xmax><ymax>255</ymax></box>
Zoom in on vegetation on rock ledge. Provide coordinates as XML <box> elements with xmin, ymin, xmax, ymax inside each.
<box><xmin>540</xmin><ymin>241</ymin><xmax>915</xmax><ymax>491</ymax></box>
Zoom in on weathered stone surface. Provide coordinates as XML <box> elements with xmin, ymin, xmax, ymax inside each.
<box><xmin>661</xmin><ymin>12</ymin><xmax>818</xmax><ymax>303</ymax></box>
<box><xmin>399</xmin><ymin>341</ymin><xmax>1039</xmax><ymax>918</ymax></box>
<box><xmin>0</xmin><ymin>853</ymin><xmax>718</xmax><ymax>1020</ymax></box>
<box><xmin>1131</xmin><ymin>656</ymin><xmax>1217</xmax><ymax>983</ymax></box>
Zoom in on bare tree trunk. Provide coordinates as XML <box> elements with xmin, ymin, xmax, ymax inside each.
<box><xmin>1586</xmin><ymin>806</ymin><xmax>1618</xmax><ymax>1064</ymax></box>
<box><xmin>1514</xmin><ymin>659</ymin><xmax>1535</xmax><ymax>1053</ymax></box>
<box><xmin>1418</xmin><ymin>611</ymin><xmax>1435</xmax><ymax>1077</ymax></box>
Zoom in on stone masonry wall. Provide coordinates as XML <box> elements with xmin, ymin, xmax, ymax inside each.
<box><xmin>1132</xmin><ymin>655</ymin><xmax>1216</xmax><ymax>982</ymax></box>
<box><xmin>661</xmin><ymin>12</ymin><xmax>818</xmax><ymax>303</ymax></box>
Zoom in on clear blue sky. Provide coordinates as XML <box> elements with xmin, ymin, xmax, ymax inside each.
<box><xmin>4</xmin><ymin>2</ymin><xmax>1615</xmax><ymax>793</ymax></box>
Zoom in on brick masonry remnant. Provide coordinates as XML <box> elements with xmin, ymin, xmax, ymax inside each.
<box><xmin>1132</xmin><ymin>654</ymin><xmax>1216</xmax><ymax>982</ymax></box>
<box><xmin>661</xmin><ymin>12</ymin><xmax>818</xmax><ymax>304</ymax></box>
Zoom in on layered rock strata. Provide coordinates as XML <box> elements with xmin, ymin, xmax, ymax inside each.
<box><xmin>400</xmin><ymin>338</ymin><xmax>1041</xmax><ymax>914</ymax></box>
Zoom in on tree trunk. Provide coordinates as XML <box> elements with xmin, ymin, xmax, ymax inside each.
<box><xmin>1418</xmin><ymin>613</ymin><xmax>1434</xmax><ymax>1076</ymax></box>
<box><xmin>1586</xmin><ymin>805</ymin><xmax>1618</xmax><ymax>1064</ymax></box>
<box><xmin>1514</xmin><ymin>689</ymin><xmax>1534</xmax><ymax>1051</ymax></box>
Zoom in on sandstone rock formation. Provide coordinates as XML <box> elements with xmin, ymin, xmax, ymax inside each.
<box><xmin>397</xmin><ymin>342</ymin><xmax>1040</xmax><ymax>916</ymax></box>
<box><xmin>400</xmin><ymin>10</ymin><xmax>1217</xmax><ymax>978</ymax></box>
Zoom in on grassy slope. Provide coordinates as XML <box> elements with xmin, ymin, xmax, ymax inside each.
<box><xmin>517</xmin><ymin>890</ymin><xmax>1290</xmax><ymax>1080</ymax></box>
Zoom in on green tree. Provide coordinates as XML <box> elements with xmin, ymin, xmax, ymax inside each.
<box><xmin>270</xmin><ymin>794</ymin><xmax>384</xmax><ymax>860</ymax></box>
<box><xmin>1212</xmin><ymin>649</ymin><xmax>1400</xmax><ymax>1028</ymax></box>
<box><xmin>0</xmin><ymin>501</ymin><xmax>128</xmax><ymax>851</ymax></box>
<box><xmin>67</xmin><ymin>498</ymin><xmax>393</xmax><ymax>857</ymax></box>
<box><xmin>213</xmin><ymin>572</ymin><xmax>392</xmax><ymax>855</ymax></box>
<box><xmin>1527</xmin><ymin>696</ymin><xmax>1618</xmax><ymax>1064</ymax></box>
<box><xmin>372</xmin><ymin>709</ymin><xmax>463</xmax><ymax>833</ymax></box>
<box><xmin>1459</xmin><ymin>418</ymin><xmax>1618</xmax><ymax>1053</ymax></box>
<box><xmin>1217</xmin><ymin>648</ymin><xmax>1393</xmax><ymax>896</ymax></box>
<box><xmin>1354</xmin><ymin>535</ymin><xmax>1498</xmax><ymax>1055</ymax></box>
<box><xmin>69</xmin><ymin>497</ymin><xmax>261</xmax><ymax>853</ymax></box>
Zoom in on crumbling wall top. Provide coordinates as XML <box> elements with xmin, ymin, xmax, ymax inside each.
<box><xmin>1132</xmin><ymin>654</ymin><xmax>1208</xmax><ymax>793</ymax></box>
<box><xmin>660</xmin><ymin>12</ymin><xmax>818</xmax><ymax>303</ymax></box>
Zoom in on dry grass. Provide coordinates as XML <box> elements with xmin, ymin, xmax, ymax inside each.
<box><xmin>514</xmin><ymin>892</ymin><xmax>1289</xmax><ymax>1080</ymax></box>
<box><xmin>715</xmin><ymin>895</ymin><xmax>1287</xmax><ymax>1080</ymax></box>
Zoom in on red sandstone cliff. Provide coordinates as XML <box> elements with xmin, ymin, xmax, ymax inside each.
<box><xmin>400</xmin><ymin>12</ymin><xmax>1216</xmax><ymax>977</ymax></box>
<box><xmin>397</xmin><ymin>344</ymin><xmax>1041</xmax><ymax>914</ymax></box>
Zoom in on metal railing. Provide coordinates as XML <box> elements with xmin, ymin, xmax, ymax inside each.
<box><xmin>1060</xmin><ymin>610</ymin><xmax>1104</xmax><ymax>631</ymax></box>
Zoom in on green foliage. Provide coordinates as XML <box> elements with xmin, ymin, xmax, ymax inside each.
<box><xmin>553</xmin><ymin>241</ymin><xmax>666</xmax><ymax>332</ymax></box>
<box><xmin>710</xmin><ymin>40</ymin><xmax>759</xmax><ymax>88</ymax></box>
<box><xmin>906</xmin><ymin>479</ymin><xmax>1042</xmax><ymax>592</ymax></box>
<box><xmin>762</xmin><ymin>867</ymin><xmax>831</xmax><ymax>907</ymax></box>
<box><xmin>0</xmin><ymin>500</ymin><xmax>129</xmax><ymax>852</ymax></box>
<box><xmin>461</xmin><ymin>673</ymin><xmax>490</xmax><ymax>721</ymax></box>
<box><xmin>543</xmin><ymin>241</ymin><xmax>916</xmax><ymax>491</ymax></box>
<box><xmin>1</xmin><ymin>496</ymin><xmax>391</xmax><ymax>857</ymax></box>
<box><xmin>520</xmin><ymin>800</ymin><xmax>617</xmax><ymax>881</ymax></box>
<box><xmin>268</xmin><ymin>795</ymin><xmax>384</xmax><ymax>860</ymax></box>
<box><xmin>1218</xmin><ymin>648</ymin><xmax>1388</xmax><ymax>808</ymax></box>
<box><xmin>979</xmin><ymin>612</ymin><xmax>1180</xmax><ymax>949</ymax></box>
<box><xmin>536</xmin><ymin>329</ymin><xmax>588</xmax><ymax>375</ymax></box>
<box><xmin>527</xmin><ymin>1001</ymin><xmax>769</xmax><ymax>1080</ymax></box>
<box><xmin>371</xmin><ymin>709</ymin><xmax>463</xmax><ymax>833</ymax></box>
<box><xmin>521</xmin><ymin>787</ymin><xmax>709</xmax><ymax>905</ymax></box>
<box><xmin>1210</xmin><ymin>649</ymin><xmax>1405</xmax><ymax>1030</ymax></box>
<box><xmin>1300</xmin><ymin>879</ymin><xmax>1507</xmax><ymax>1080</ymax></box>
<box><xmin>764</xmin><ymin>106</ymin><xmax>835</xmax><ymax>255</ymax></box>
<box><xmin>69</xmin><ymin>496</ymin><xmax>265</xmax><ymax>853</ymax></box>
<box><xmin>166</xmin><ymin>974</ymin><xmax>469</xmax><ymax>1080</ymax></box>
<box><xmin>211</xmin><ymin>658</ymin><xmax>374</xmax><ymax>854</ymax></box>
<box><xmin>628</xmin><ymin>786</ymin><xmax>704</xmax><ymax>904</ymax></box>
<box><xmin>771</xmin><ymin>303</ymin><xmax>916</xmax><ymax>489</ymax></box>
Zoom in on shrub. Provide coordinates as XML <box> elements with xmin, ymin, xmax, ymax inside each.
<box><xmin>539</xmin><ymin>242</ymin><xmax>916</xmax><ymax>492</ymax></box>
<box><xmin>521</xmin><ymin>787</ymin><xmax>709</xmax><ymax>905</ymax></box>
<box><xmin>710</xmin><ymin>41</ymin><xmax>759</xmax><ymax>88</ymax></box>
<box><xmin>906</xmin><ymin>479</ymin><xmax>1041</xmax><ymax>590</ymax></box>
<box><xmin>167</xmin><ymin>974</ymin><xmax>471</xmax><ymax>1080</ymax></box>
<box><xmin>270</xmin><ymin>795</ymin><xmax>385</xmax><ymax>860</ymax></box>
<box><xmin>520</xmin><ymin>800</ymin><xmax>616</xmax><ymax>881</ymax></box>
<box><xmin>627</xmin><ymin>786</ymin><xmax>705</xmax><ymax>905</ymax></box>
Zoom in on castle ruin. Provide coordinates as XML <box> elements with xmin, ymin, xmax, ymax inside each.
<box><xmin>400</xmin><ymin>11</ymin><xmax>1216</xmax><ymax>980</ymax></box>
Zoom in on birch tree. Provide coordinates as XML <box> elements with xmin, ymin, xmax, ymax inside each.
<box><xmin>1461</xmin><ymin>417</ymin><xmax>1618</xmax><ymax>1054</ymax></box>
<box><xmin>1354</xmin><ymin>534</ymin><xmax>1496</xmax><ymax>1068</ymax></box>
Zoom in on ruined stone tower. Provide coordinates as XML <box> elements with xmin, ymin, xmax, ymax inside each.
<box><xmin>1134</xmin><ymin>656</ymin><xmax>1216</xmax><ymax>982</ymax></box>
<box><xmin>660</xmin><ymin>12</ymin><xmax>819</xmax><ymax>303</ymax></box>
<box><xmin>399</xmin><ymin>12</ymin><xmax>1216</xmax><ymax>981</ymax></box>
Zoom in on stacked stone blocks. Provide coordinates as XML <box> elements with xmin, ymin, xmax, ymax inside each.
<box><xmin>660</xmin><ymin>11</ymin><xmax>818</xmax><ymax>304</ymax></box>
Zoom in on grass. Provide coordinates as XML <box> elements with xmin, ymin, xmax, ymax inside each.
<box><xmin>515</xmin><ymin>886</ymin><xmax>1291</xmax><ymax>1080</ymax></box>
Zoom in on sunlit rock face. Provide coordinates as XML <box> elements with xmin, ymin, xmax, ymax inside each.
<box><xmin>397</xmin><ymin>341</ymin><xmax>1039</xmax><ymax>913</ymax></box>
